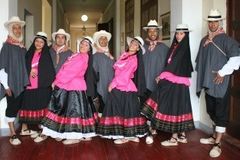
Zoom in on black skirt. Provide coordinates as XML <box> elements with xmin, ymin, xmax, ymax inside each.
<box><xmin>142</xmin><ymin>79</ymin><xmax>195</xmax><ymax>133</ymax></box>
<box><xmin>41</xmin><ymin>88</ymin><xmax>97</xmax><ymax>139</ymax></box>
<box><xmin>97</xmin><ymin>89</ymin><xmax>148</xmax><ymax>139</ymax></box>
<box><xmin>19</xmin><ymin>87</ymin><xmax>52</xmax><ymax>124</ymax></box>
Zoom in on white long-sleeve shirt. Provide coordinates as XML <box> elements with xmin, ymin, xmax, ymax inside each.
<box><xmin>218</xmin><ymin>56</ymin><xmax>240</xmax><ymax>76</ymax></box>
<box><xmin>0</xmin><ymin>68</ymin><xmax>9</xmax><ymax>89</ymax></box>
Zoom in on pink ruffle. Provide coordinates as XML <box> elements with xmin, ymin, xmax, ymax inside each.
<box><xmin>159</xmin><ymin>71</ymin><xmax>190</xmax><ymax>86</ymax></box>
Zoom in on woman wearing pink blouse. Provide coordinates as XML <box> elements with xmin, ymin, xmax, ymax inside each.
<box><xmin>38</xmin><ymin>37</ymin><xmax>97</xmax><ymax>145</ymax></box>
<box><xmin>19</xmin><ymin>32</ymin><xmax>55</xmax><ymax>136</ymax></box>
<box><xmin>97</xmin><ymin>36</ymin><xmax>148</xmax><ymax>144</ymax></box>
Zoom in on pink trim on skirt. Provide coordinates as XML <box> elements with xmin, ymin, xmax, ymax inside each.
<box><xmin>99</xmin><ymin>116</ymin><xmax>146</xmax><ymax>127</ymax></box>
<box><xmin>45</xmin><ymin>111</ymin><xmax>98</xmax><ymax>126</ymax></box>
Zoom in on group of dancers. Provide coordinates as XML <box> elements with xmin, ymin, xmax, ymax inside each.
<box><xmin>2</xmin><ymin>9</ymin><xmax>239</xmax><ymax>158</ymax></box>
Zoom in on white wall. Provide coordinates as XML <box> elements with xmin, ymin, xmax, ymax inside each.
<box><xmin>18</xmin><ymin>0</ymin><xmax>42</xmax><ymax>47</ymax></box>
<box><xmin>0</xmin><ymin>0</ymin><xmax>10</xmax><ymax>129</ymax></box>
<box><xmin>9</xmin><ymin>0</ymin><xmax>18</xmax><ymax>18</ymax></box>
<box><xmin>18</xmin><ymin>0</ymin><xmax>42</xmax><ymax>33</ymax></box>
<box><xmin>171</xmin><ymin>0</ymin><xmax>202</xmax><ymax>123</ymax></box>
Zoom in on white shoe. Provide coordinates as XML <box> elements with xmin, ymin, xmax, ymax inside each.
<box><xmin>55</xmin><ymin>138</ymin><xmax>63</xmax><ymax>142</ymax></box>
<box><xmin>161</xmin><ymin>137</ymin><xmax>178</xmax><ymax>146</ymax></box>
<box><xmin>62</xmin><ymin>139</ymin><xmax>80</xmax><ymax>145</ymax></box>
<box><xmin>146</xmin><ymin>136</ymin><xmax>154</xmax><ymax>144</ymax></box>
<box><xmin>177</xmin><ymin>135</ymin><xmax>187</xmax><ymax>144</ymax></box>
<box><xmin>34</xmin><ymin>135</ymin><xmax>48</xmax><ymax>143</ymax></box>
<box><xmin>209</xmin><ymin>144</ymin><xmax>221</xmax><ymax>158</ymax></box>
<box><xmin>114</xmin><ymin>139</ymin><xmax>129</xmax><ymax>144</ymax></box>
<box><xmin>127</xmin><ymin>137</ymin><xmax>140</xmax><ymax>143</ymax></box>
<box><xmin>200</xmin><ymin>136</ymin><xmax>215</xmax><ymax>144</ymax></box>
<box><xmin>9</xmin><ymin>135</ymin><xmax>21</xmax><ymax>145</ymax></box>
<box><xmin>30</xmin><ymin>132</ymin><xmax>40</xmax><ymax>139</ymax></box>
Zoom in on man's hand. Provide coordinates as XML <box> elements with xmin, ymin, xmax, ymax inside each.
<box><xmin>155</xmin><ymin>76</ymin><xmax>160</xmax><ymax>84</ymax></box>
<box><xmin>108</xmin><ymin>85</ymin><xmax>113</xmax><ymax>92</ymax></box>
<box><xmin>213</xmin><ymin>71</ymin><xmax>224</xmax><ymax>84</ymax></box>
<box><xmin>5</xmin><ymin>88</ymin><xmax>12</xmax><ymax>97</ymax></box>
<box><xmin>30</xmin><ymin>69</ymin><xmax>37</xmax><ymax>78</ymax></box>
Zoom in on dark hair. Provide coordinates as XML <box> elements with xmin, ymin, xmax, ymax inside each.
<box><xmin>25</xmin><ymin>36</ymin><xmax>55</xmax><ymax>88</ymax></box>
<box><xmin>84</xmin><ymin>42</ymin><xmax>96</xmax><ymax>97</ymax></box>
<box><xmin>164</xmin><ymin>31</ymin><xmax>193</xmax><ymax>77</ymax></box>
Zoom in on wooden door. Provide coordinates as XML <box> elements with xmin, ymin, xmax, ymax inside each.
<box><xmin>227</xmin><ymin>0</ymin><xmax>240</xmax><ymax>140</ymax></box>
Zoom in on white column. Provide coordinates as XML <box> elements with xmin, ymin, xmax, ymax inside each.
<box><xmin>134</xmin><ymin>0</ymin><xmax>141</xmax><ymax>36</ymax></box>
<box><xmin>52</xmin><ymin>0</ymin><xmax>57</xmax><ymax>32</ymax></box>
<box><xmin>115</xmin><ymin>0</ymin><xmax>121</xmax><ymax>57</ymax></box>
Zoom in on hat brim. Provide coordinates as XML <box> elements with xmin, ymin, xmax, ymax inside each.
<box><xmin>143</xmin><ymin>26</ymin><xmax>162</xmax><ymax>31</ymax></box>
<box><xmin>204</xmin><ymin>17</ymin><xmax>225</xmax><ymax>21</ymax></box>
<box><xmin>52</xmin><ymin>32</ymin><xmax>70</xmax><ymax>42</ymax></box>
<box><xmin>171</xmin><ymin>30</ymin><xmax>192</xmax><ymax>33</ymax></box>
<box><xmin>4</xmin><ymin>21</ymin><xmax>25</xmax><ymax>29</ymax></box>
<box><xmin>93</xmin><ymin>32</ymin><xmax>111</xmax><ymax>43</ymax></box>
<box><xmin>127</xmin><ymin>37</ymin><xmax>145</xmax><ymax>55</ymax></box>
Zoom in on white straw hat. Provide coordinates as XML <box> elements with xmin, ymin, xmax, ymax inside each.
<box><xmin>52</xmin><ymin>29</ymin><xmax>70</xmax><ymax>42</ymax></box>
<box><xmin>127</xmin><ymin>36</ymin><xmax>145</xmax><ymax>54</ymax></box>
<box><xmin>35</xmin><ymin>31</ymin><xmax>48</xmax><ymax>40</ymax></box>
<box><xmin>143</xmin><ymin>20</ymin><xmax>162</xmax><ymax>31</ymax></box>
<box><xmin>4</xmin><ymin>16</ymin><xmax>25</xmax><ymax>29</ymax></box>
<box><xmin>205</xmin><ymin>9</ymin><xmax>225</xmax><ymax>21</ymax></box>
<box><xmin>174</xmin><ymin>24</ymin><xmax>192</xmax><ymax>32</ymax></box>
<box><xmin>93</xmin><ymin>30</ymin><xmax>111</xmax><ymax>43</ymax></box>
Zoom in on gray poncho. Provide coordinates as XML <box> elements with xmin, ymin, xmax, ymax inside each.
<box><xmin>93</xmin><ymin>52</ymin><xmax>114</xmax><ymax>103</ymax></box>
<box><xmin>49</xmin><ymin>48</ymin><xmax>73</xmax><ymax>73</ymax></box>
<box><xmin>196</xmin><ymin>33</ymin><xmax>240</xmax><ymax>98</ymax></box>
<box><xmin>0</xmin><ymin>42</ymin><xmax>29</xmax><ymax>100</ymax></box>
<box><xmin>143</xmin><ymin>42</ymin><xmax>169</xmax><ymax>91</ymax></box>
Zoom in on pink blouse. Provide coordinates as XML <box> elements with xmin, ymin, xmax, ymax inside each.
<box><xmin>27</xmin><ymin>52</ymin><xmax>41</xmax><ymax>89</ymax></box>
<box><xmin>54</xmin><ymin>53</ymin><xmax>89</xmax><ymax>91</ymax></box>
<box><xmin>110</xmin><ymin>52</ymin><xmax>137</xmax><ymax>92</ymax></box>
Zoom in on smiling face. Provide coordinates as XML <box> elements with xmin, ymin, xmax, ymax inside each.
<box><xmin>79</xmin><ymin>40</ymin><xmax>90</xmax><ymax>53</ymax></box>
<box><xmin>12</xmin><ymin>24</ymin><xmax>22</xmax><ymax>38</ymax></box>
<box><xmin>55</xmin><ymin>34</ymin><xmax>66</xmax><ymax>46</ymax></box>
<box><xmin>147</xmin><ymin>28</ymin><xmax>159</xmax><ymax>41</ymax></box>
<box><xmin>128</xmin><ymin>40</ymin><xmax>140</xmax><ymax>54</ymax></box>
<box><xmin>34</xmin><ymin>38</ymin><xmax>45</xmax><ymax>52</ymax></box>
<box><xmin>176</xmin><ymin>32</ymin><xmax>186</xmax><ymax>43</ymax></box>
<box><xmin>208</xmin><ymin>21</ymin><xmax>220</xmax><ymax>32</ymax></box>
<box><xmin>98</xmin><ymin>36</ymin><xmax>108</xmax><ymax>47</ymax></box>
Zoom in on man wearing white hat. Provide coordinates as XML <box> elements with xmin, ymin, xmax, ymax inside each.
<box><xmin>50</xmin><ymin>29</ymin><xmax>73</xmax><ymax>73</ymax></box>
<box><xmin>92</xmin><ymin>30</ymin><xmax>114</xmax><ymax>115</ymax></box>
<box><xmin>142</xmin><ymin>19</ymin><xmax>169</xmax><ymax>144</ymax></box>
<box><xmin>196</xmin><ymin>9</ymin><xmax>240</xmax><ymax>158</ymax></box>
<box><xmin>0</xmin><ymin>16</ymin><xmax>29</xmax><ymax>145</ymax></box>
